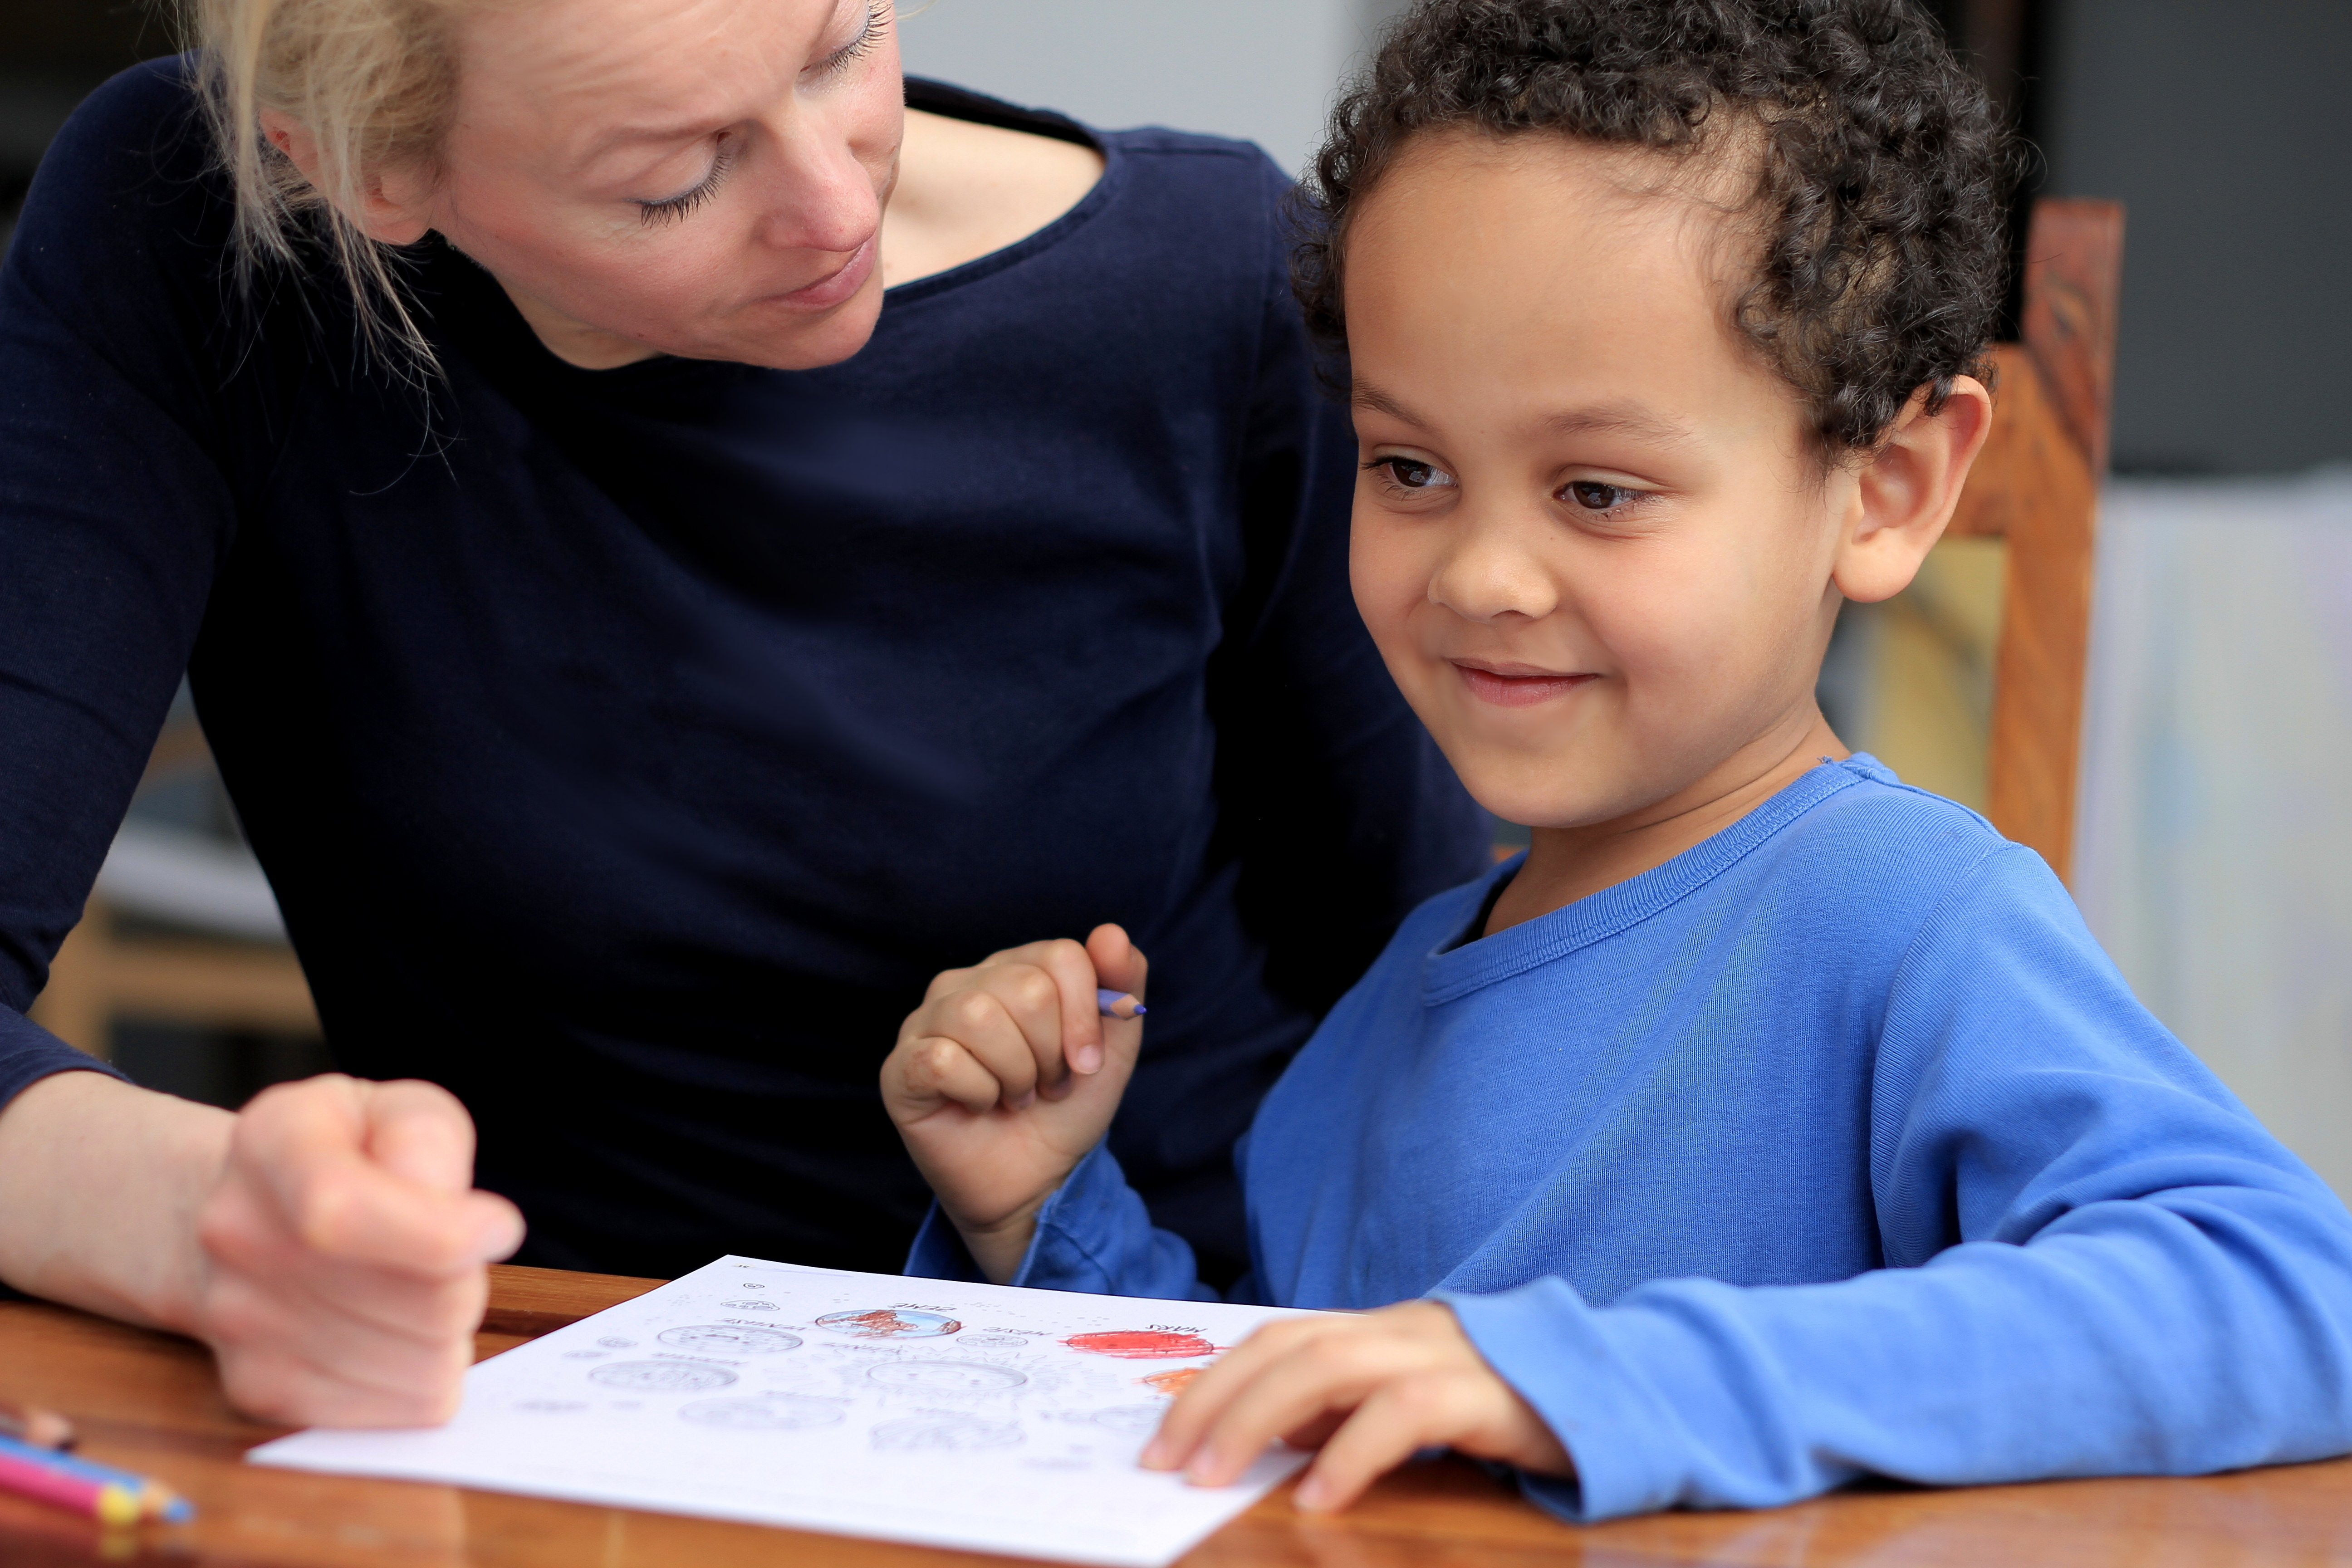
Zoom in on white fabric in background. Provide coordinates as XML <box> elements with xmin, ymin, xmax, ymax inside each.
<box><xmin>97</xmin><ymin>820</ymin><xmax>288</xmax><ymax>942</ymax></box>
<box><xmin>2075</xmin><ymin>469</ymin><xmax>2352</xmax><ymax>1198</ymax></box>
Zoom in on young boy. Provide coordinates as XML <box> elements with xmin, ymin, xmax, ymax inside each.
<box><xmin>877</xmin><ymin>0</ymin><xmax>2352</xmax><ymax>1524</ymax></box>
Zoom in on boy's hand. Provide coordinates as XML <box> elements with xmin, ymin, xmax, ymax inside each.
<box><xmin>1140</xmin><ymin>1301</ymin><xmax>1571</xmax><ymax>1512</ymax></box>
<box><xmin>881</xmin><ymin>924</ymin><xmax>1146</xmax><ymax>1283</ymax></box>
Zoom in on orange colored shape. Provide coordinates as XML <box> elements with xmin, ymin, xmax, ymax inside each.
<box><xmin>1139</xmin><ymin>1368</ymin><xmax>1202</xmax><ymax>1396</ymax></box>
<box><xmin>1063</xmin><ymin>1330</ymin><xmax>1218</xmax><ymax>1360</ymax></box>
<box><xmin>818</xmin><ymin>1309</ymin><xmax>961</xmax><ymax>1338</ymax></box>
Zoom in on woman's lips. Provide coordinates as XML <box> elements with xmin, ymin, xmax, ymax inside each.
<box><xmin>764</xmin><ymin>235</ymin><xmax>878</xmax><ymax>313</ymax></box>
<box><xmin>1451</xmin><ymin>660</ymin><xmax>1598</xmax><ymax>709</ymax></box>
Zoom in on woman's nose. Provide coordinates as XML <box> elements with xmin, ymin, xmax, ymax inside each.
<box><xmin>1426</xmin><ymin>510</ymin><xmax>1560</xmax><ymax>624</ymax></box>
<box><xmin>752</xmin><ymin>108</ymin><xmax>884</xmax><ymax>255</ymax></box>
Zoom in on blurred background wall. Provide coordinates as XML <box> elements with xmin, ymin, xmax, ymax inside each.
<box><xmin>1</xmin><ymin>0</ymin><xmax>2347</xmax><ymax>1194</ymax></box>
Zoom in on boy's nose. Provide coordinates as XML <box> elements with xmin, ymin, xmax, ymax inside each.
<box><xmin>1427</xmin><ymin>512</ymin><xmax>1560</xmax><ymax>624</ymax></box>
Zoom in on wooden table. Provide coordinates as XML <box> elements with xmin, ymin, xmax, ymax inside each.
<box><xmin>2</xmin><ymin>1265</ymin><xmax>2348</xmax><ymax>1567</ymax></box>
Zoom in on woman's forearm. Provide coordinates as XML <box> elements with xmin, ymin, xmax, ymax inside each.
<box><xmin>0</xmin><ymin>1069</ymin><xmax>230</xmax><ymax>1334</ymax></box>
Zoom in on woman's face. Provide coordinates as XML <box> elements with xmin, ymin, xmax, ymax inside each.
<box><xmin>405</xmin><ymin>0</ymin><xmax>903</xmax><ymax>369</ymax></box>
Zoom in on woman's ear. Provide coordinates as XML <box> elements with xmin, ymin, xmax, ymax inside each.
<box><xmin>259</xmin><ymin>110</ymin><xmax>436</xmax><ymax>246</ymax></box>
<box><xmin>1831</xmin><ymin>375</ymin><xmax>1995</xmax><ymax>605</ymax></box>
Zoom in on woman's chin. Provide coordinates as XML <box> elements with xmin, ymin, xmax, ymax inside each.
<box><xmin>703</xmin><ymin>284</ymin><xmax>888</xmax><ymax>371</ymax></box>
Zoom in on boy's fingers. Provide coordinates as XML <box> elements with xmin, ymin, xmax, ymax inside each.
<box><xmin>1086</xmin><ymin>924</ymin><xmax>1147</xmax><ymax>999</ymax></box>
<box><xmin>922</xmin><ymin>964</ymin><xmax>980</xmax><ymax>1004</ymax></box>
<box><xmin>1292</xmin><ymin>1375</ymin><xmax>1485</xmax><ymax>1513</ymax></box>
<box><xmin>1142</xmin><ymin>1322</ymin><xmax>1303</xmax><ymax>1469</ymax></box>
<box><xmin>902</xmin><ymin>1037</ymin><xmax>1016</xmax><ymax>1115</ymax></box>
<box><xmin>1183</xmin><ymin>1333</ymin><xmax>1388</xmax><ymax>1486</ymax></box>
<box><xmin>939</xmin><ymin>990</ymin><xmax>1044</xmax><ymax>1104</ymax></box>
<box><xmin>1081</xmin><ymin>925</ymin><xmax>1147</xmax><ymax>1079</ymax></box>
<box><xmin>977</xmin><ymin>961</ymin><xmax>1078</xmax><ymax>1095</ymax></box>
<box><xmin>1027</xmin><ymin>939</ymin><xmax>1105</xmax><ymax>1079</ymax></box>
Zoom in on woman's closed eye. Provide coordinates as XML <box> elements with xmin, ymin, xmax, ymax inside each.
<box><xmin>636</xmin><ymin>137</ymin><xmax>741</xmax><ymax>226</ymax></box>
<box><xmin>1366</xmin><ymin>455</ymin><xmax>1458</xmax><ymax>494</ymax></box>
<box><xmin>809</xmin><ymin>0</ymin><xmax>889</xmax><ymax>82</ymax></box>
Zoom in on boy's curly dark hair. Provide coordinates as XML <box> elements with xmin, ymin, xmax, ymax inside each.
<box><xmin>1295</xmin><ymin>0</ymin><xmax>2014</xmax><ymax>454</ymax></box>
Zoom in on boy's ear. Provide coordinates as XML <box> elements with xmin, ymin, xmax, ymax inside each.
<box><xmin>260</xmin><ymin>110</ymin><xmax>436</xmax><ymax>246</ymax></box>
<box><xmin>1831</xmin><ymin>376</ymin><xmax>1995</xmax><ymax>605</ymax></box>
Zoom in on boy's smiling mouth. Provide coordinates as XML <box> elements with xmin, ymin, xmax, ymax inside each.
<box><xmin>1450</xmin><ymin>658</ymin><xmax>1599</xmax><ymax>708</ymax></box>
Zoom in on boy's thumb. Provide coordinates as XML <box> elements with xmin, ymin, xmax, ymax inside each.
<box><xmin>1086</xmin><ymin>923</ymin><xmax>1147</xmax><ymax>999</ymax></box>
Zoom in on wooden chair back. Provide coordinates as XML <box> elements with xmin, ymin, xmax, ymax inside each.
<box><xmin>1945</xmin><ymin>197</ymin><xmax>2126</xmax><ymax>884</ymax></box>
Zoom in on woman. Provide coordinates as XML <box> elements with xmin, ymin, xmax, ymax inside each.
<box><xmin>0</xmin><ymin>0</ymin><xmax>1483</xmax><ymax>1422</ymax></box>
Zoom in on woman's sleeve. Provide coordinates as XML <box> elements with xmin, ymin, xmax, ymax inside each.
<box><xmin>1441</xmin><ymin>845</ymin><xmax>2352</xmax><ymax>1522</ymax></box>
<box><xmin>1208</xmin><ymin>161</ymin><xmax>1490</xmax><ymax>1020</ymax></box>
<box><xmin>905</xmin><ymin>1142</ymin><xmax>1227</xmax><ymax>1303</ymax></box>
<box><xmin>0</xmin><ymin>65</ymin><xmax>247</xmax><ymax>1102</ymax></box>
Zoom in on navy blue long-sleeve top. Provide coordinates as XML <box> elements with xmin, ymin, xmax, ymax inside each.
<box><xmin>0</xmin><ymin>60</ymin><xmax>1485</xmax><ymax>1279</ymax></box>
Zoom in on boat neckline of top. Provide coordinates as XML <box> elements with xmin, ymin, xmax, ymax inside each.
<box><xmin>499</xmin><ymin>76</ymin><xmax>1123</xmax><ymax>379</ymax></box>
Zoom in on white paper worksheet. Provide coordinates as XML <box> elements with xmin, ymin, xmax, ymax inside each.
<box><xmin>248</xmin><ymin>1255</ymin><xmax>1317</xmax><ymax>1567</ymax></box>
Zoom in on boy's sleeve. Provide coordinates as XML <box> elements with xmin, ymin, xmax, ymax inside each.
<box><xmin>1442</xmin><ymin>844</ymin><xmax>2352</xmax><ymax>1522</ymax></box>
<box><xmin>905</xmin><ymin>1142</ymin><xmax>1225</xmax><ymax>1303</ymax></box>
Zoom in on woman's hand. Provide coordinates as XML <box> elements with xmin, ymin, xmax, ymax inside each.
<box><xmin>1140</xmin><ymin>1300</ymin><xmax>1572</xmax><ymax>1513</ymax></box>
<box><xmin>881</xmin><ymin>924</ymin><xmax>1146</xmax><ymax>1283</ymax></box>
<box><xmin>191</xmin><ymin>1074</ymin><xmax>526</xmax><ymax>1425</ymax></box>
<box><xmin>0</xmin><ymin>1069</ymin><xmax>522</xmax><ymax>1427</ymax></box>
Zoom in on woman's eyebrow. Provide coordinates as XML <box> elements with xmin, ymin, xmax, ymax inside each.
<box><xmin>574</xmin><ymin>0</ymin><xmax>868</xmax><ymax>172</ymax></box>
<box><xmin>575</xmin><ymin>119</ymin><xmax>725</xmax><ymax>172</ymax></box>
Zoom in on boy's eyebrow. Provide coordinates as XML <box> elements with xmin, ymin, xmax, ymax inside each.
<box><xmin>1351</xmin><ymin>380</ymin><xmax>1429</xmax><ymax>426</ymax></box>
<box><xmin>1353</xmin><ymin>380</ymin><xmax>1699</xmax><ymax>448</ymax></box>
<box><xmin>1543</xmin><ymin>403</ymin><xmax>1700</xmax><ymax>447</ymax></box>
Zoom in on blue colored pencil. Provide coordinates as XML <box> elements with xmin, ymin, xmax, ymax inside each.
<box><xmin>1096</xmin><ymin>988</ymin><xmax>1147</xmax><ymax>1020</ymax></box>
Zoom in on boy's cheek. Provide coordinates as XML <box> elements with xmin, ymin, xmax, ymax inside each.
<box><xmin>1348</xmin><ymin>528</ymin><xmax>1443</xmax><ymax>669</ymax></box>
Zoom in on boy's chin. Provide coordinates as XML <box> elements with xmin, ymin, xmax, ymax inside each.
<box><xmin>1446</xmin><ymin>760</ymin><xmax>1623</xmax><ymax>838</ymax></box>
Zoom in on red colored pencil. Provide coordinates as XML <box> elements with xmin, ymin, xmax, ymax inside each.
<box><xmin>0</xmin><ymin>1448</ymin><xmax>142</xmax><ymax>1525</ymax></box>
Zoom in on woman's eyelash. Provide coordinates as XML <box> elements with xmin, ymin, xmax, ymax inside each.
<box><xmin>815</xmin><ymin>1</ymin><xmax>888</xmax><ymax>78</ymax></box>
<box><xmin>635</xmin><ymin>5</ymin><xmax>882</xmax><ymax>226</ymax></box>
<box><xmin>637</xmin><ymin>141</ymin><xmax>740</xmax><ymax>226</ymax></box>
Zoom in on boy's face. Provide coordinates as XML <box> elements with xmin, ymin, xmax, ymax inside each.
<box><xmin>1344</xmin><ymin>132</ymin><xmax>1856</xmax><ymax>831</ymax></box>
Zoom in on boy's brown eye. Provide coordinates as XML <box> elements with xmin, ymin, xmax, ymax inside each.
<box><xmin>1565</xmin><ymin>480</ymin><xmax>1633</xmax><ymax>510</ymax></box>
<box><xmin>1381</xmin><ymin>458</ymin><xmax>1451</xmax><ymax>490</ymax></box>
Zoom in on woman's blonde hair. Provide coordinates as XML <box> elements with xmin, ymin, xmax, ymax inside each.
<box><xmin>187</xmin><ymin>0</ymin><xmax>474</xmax><ymax>363</ymax></box>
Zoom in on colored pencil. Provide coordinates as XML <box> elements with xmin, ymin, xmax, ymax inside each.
<box><xmin>1096</xmin><ymin>988</ymin><xmax>1147</xmax><ymax>1020</ymax></box>
<box><xmin>0</xmin><ymin>1446</ymin><xmax>143</xmax><ymax>1526</ymax></box>
<box><xmin>0</xmin><ymin>1435</ymin><xmax>192</xmax><ymax>1524</ymax></box>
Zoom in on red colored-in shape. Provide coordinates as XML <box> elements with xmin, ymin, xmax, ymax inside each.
<box><xmin>1063</xmin><ymin>1330</ymin><xmax>1218</xmax><ymax>1360</ymax></box>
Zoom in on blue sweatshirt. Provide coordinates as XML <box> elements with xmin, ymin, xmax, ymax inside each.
<box><xmin>0</xmin><ymin>62</ymin><xmax>1485</xmax><ymax>1280</ymax></box>
<box><xmin>909</xmin><ymin>757</ymin><xmax>2352</xmax><ymax>1519</ymax></box>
